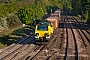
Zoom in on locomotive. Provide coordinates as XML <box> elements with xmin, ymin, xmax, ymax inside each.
<box><xmin>35</xmin><ymin>20</ymin><xmax>54</xmax><ymax>44</ymax></box>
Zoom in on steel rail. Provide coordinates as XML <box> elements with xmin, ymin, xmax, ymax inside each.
<box><xmin>66</xmin><ymin>16</ymin><xmax>79</xmax><ymax>60</ymax></box>
<box><xmin>0</xmin><ymin>35</ymin><xmax>35</xmax><ymax>60</ymax></box>
<box><xmin>70</xmin><ymin>16</ymin><xmax>90</xmax><ymax>60</ymax></box>
<box><xmin>29</xmin><ymin>44</ymin><xmax>47</xmax><ymax>60</ymax></box>
<box><xmin>64</xmin><ymin>16</ymin><xmax>69</xmax><ymax>60</ymax></box>
<box><xmin>72</xmin><ymin>17</ymin><xmax>90</xmax><ymax>44</ymax></box>
<box><xmin>0</xmin><ymin>34</ymin><xmax>31</xmax><ymax>55</ymax></box>
<box><xmin>73</xmin><ymin>17</ymin><xmax>90</xmax><ymax>35</ymax></box>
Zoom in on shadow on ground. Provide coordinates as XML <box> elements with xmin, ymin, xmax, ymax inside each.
<box><xmin>0</xmin><ymin>25</ymin><xmax>34</xmax><ymax>46</ymax></box>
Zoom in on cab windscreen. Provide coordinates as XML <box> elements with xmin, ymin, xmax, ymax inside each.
<box><xmin>37</xmin><ymin>25</ymin><xmax>48</xmax><ymax>31</ymax></box>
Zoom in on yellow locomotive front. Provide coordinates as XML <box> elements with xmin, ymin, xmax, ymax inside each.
<box><xmin>35</xmin><ymin>21</ymin><xmax>54</xmax><ymax>44</ymax></box>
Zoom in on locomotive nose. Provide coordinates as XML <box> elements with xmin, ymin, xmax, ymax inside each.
<box><xmin>39</xmin><ymin>32</ymin><xmax>48</xmax><ymax>37</ymax></box>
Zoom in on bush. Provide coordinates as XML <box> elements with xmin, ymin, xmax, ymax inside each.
<box><xmin>0</xmin><ymin>17</ymin><xmax>8</xmax><ymax>32</ymax></box>
<box><xmin>6</xmin><ymin>13</ymin><xmax>22</xmax><ymax>28</ymax></box>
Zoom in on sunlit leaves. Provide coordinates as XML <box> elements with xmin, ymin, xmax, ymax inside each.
<box><xmin>17</xmin><ymin>5</ymin><xmax>46</xmax><ymax>24</ymax></box>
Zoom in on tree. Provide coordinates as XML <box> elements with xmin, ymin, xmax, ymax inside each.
<box><xmin>17</xmin><ymin>6</ymin><xmax>35</xmax><ymax>24</ymax></box>
<box><xmin>6</xmin><ymin>13</ymin><xmax>22</xmax><ymax>28</ymax></box>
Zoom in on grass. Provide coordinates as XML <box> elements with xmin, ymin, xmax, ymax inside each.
<box><xmin>0</xmin><ymin>42</ymin><xmax>6</xmax><ymax>49</ymax></box>
<box><xmin>0</xmin><ymin>25</ymin><xmax>33</xmax><ymax>49</ymax></box>
<box><xmin>0</xmin><ymin>25</ymin><xmax>22</xmax><ymax>37</ymax></box>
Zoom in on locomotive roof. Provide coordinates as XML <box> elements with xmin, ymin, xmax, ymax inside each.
<box><xmin>37</xmin><ymin>20</ymin><xmax>51</xmax><ymax>26</ymax></box>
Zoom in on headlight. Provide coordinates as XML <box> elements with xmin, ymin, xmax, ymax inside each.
<box><xmin>35</xmin><ymin>33</ymin><xmax>39</xmax><ymax>36</ymax></box>
<box><xmin>44</xmin><ymin>33</ymin><xmax>49</xmax><ymax>37</ymax></box>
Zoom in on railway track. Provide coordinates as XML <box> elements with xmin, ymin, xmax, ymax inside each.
<box><xmin>0</xmin><ymin>13</ymin><xmax>89</xmax><ymax>60</ymax></box>
<box><xmin>70</xmin><ymin>16</ymin><xmax>90</xmax><ymax>60</ymax></box>
<box><xmin>0</xmin><ymin>29</ymin><xmax>34</xmax><ymax>55</ymax></box>
<box><xmin>26</xmin><ymin>44</ymin><xmax>47</xmax><ymax>60</ymax></box>
<box><xmin>0</xmin><ymin>35</ymin><xmax>30</xmax><ymax>56</ymax></box>
<box><xmin>0</xmin><ymin>35</ymin><xmax>35</xmax><ymax>60</ymax></box>
<box><xmin>72</xmin><ymin>16</ymin><xmax>90</xmax><ymax>44</ymax></box>
<box><xmin>22</xmin><ymin>32</ymin><xmax>56</xmax><ymax>60</ymax></box>
<box><xmin>73</xmin><ymin>16</ymin><xmax>90</xmax><ymax>34</ymax></box>
<box><xmin>0</xmin><ymin>28</ymin><xmax>35</xmax><ymax>60</ymax></box>
<box><xmin>66</xmin><ymin>15</ymin><xmax>78</xmax><ymax>60</ymax></box>
<box><xmin>64</xmin><ymin>15</ymin><xmax>90</xmax><ymax>60</ymax></box>
<box><xmin>46</xmin><ymin>15</ymin><xmax>90</xmax><ymax>60</ymax></box>
<box><xmin>61</xmin><ymin>15</ymin><xmax>79</xmax><ymax>60</ymax></box>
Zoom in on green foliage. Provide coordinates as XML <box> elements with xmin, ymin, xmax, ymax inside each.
<box><xmin>0</xmin><ymin>17</ymin><xmax>8</xmax><ymax>32</ymax></box>
<box><xmin>58</xmin><ymin>0</ymin><xmax>73</xmax><ymax>11</ymax></box>
<box><xmin>6</xmin><ymin>13</ymin><xmax>22</xmax><ymax>28</ymax></box>
<box><xmin>17</xmin><ymin>3</ymin><xmax>47</xmax><ymax>24</ymax></box>
<box><xmin>87</xmin><ymin>10</ymin><xmax>90</xmax><ymax>24</ymax></box>
<box><xmin>83</xmin><ymin>11</ymin><xmax>89</xmax><ymax>20</ymax></box>
<box><xmin>0</xmin><ymin>0</ymin><xmax>90</xmax><ymax>24</ymax></box>
<box><xmin>0</xmin><ymin>42</ymin><xmax>5</xmax><ymax>49</ymax></box>
<box><xmin>17</xmin><ymin>6</ymin><xmax>35</xmax><ymax>24</ymax></box>
<box><xmin>72</xmin><ymin>0</ymin><xmax>90</xmax><ymax>24</ymax></box>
